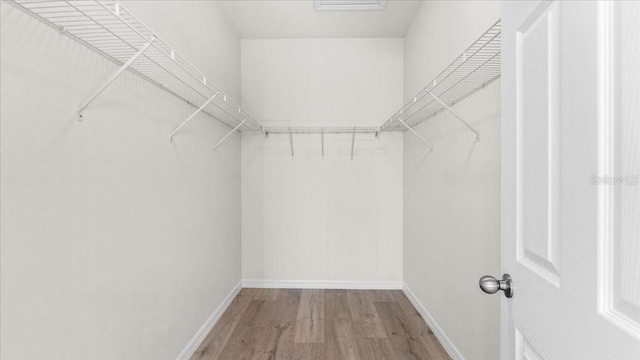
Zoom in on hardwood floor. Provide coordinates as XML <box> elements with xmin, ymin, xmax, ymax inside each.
<box><xmin>191</xmin><ymin>289</ymin><xmax>451</xmax><ymax>360</ymax></box>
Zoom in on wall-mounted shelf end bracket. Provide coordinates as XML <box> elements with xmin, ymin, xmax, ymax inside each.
<box><xmin>427</xmin><ymin>91</ymin><xmax>480</xmax><ymax>142</ymax></box>
<box><xmin>169</xmin><ymin>91</ymin><xmax>220</xmax><ymax>143</ymax></box>
<box><xmin>321</xmin><ymin>128</ymin><xmax>324</xmax><ymax>157</ymax></box>
<box><xmin>77</xmin><ymin>37</ymin><xmax>155</xmax><ymax>121</ymax></box>
<box><xmin>396</xmin><ymin>118</ymin><xmax>434</xmax><ymax>153</ymax></box>
<box><xmin>213</xmin><ymin>117</ymin><xmax>249</xmax><ymax>152</ymax></box>
<box><xmin>350</xmin><ymin>128</ymin><xmax>356</xmax><ymax>160</ymax></box>
<box><xmin>289</xmin><ymin>128</ymin><xmax>294</xmax><ymax>159</ymax></box>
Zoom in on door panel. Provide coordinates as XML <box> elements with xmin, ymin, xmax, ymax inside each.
<box><xmin>516</xmin><ymin>0</ymin><xmax>561</xmax><ymax>285</ymax></box>
<box><xmin>502</xmin><ymin>1</ymin><xmax>640</xmax><ymax>359</ymax></box>
<box><xmin>516</xmin><ymin>328</ymin><xmax>544</xmax><ymax>360</ymax></box>
<box><xmin>598</xmin><ymin>0</ymin><xmax>640</xmax><ymax>339</ymax></box>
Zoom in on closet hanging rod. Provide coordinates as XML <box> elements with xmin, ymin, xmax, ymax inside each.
<box><xmin>262</xmin><ymin>126</ymin><xmax>379</xmax><ymax>135</ymax></box>
<box><xmin>259</xmin><ymin>126</ymin><xmax>382</xmax><ymax>159</ymax></box>
<box><xmin>10</xmin><ymin>0</ymin><xmax>263</xmax><ymax>134</ymax></box>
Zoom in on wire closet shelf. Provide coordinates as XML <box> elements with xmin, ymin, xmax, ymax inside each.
<box><xmin>11</xmin><ymin>0</ymin><xmax>500</xmax><ymax>154</ymax></box>
<box><xmin>10</xmin><ymin>0</ymin><xmax>264</xmax><ymax>137</ymax></box>
<box><xmin>263</xmin><ymin>126</ymin><xmax>379</xmax><ymax>135</ymax></box>
<box><xmin>378</xmin><ymin>20</ymin><xmax>501</xmax><ymax>137</ymax></box>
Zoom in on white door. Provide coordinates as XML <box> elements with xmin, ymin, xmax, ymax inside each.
<box><xmin>500</xmin><ymin>0</ymin><xmax>640</xmax><ymax>359</ymax></box>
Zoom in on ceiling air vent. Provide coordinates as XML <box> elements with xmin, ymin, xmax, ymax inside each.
<box><xmin>314</xmin><ymin>0</ymin><xmax>387</xmax><ymax>11</ymax></box>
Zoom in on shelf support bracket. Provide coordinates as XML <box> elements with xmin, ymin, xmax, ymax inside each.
<box><xmin>321</xmin><ymin>128</ymin><xmax>324</xmax><ymax>157</ymax></box>
<box><xmin>213</xmin><ymin>117</ymin><xmax>248</xmax><ymax>151</ymax></box>
<box><xmin>427</xmin><ymin>91</ymin><xmax>480</xmax><ymax>141</ymax></box>
<box><xmin>350</xmin><ymin>128</ymin><xmax>356</xmax><ymax>160</ymax></box>
<box><xmin>289</xmin><ymin>128</ymin><xmax>294</xmax><ymax>159</ymax></box>
<box><xmin>170</xmin><ymin>91</ymin><xmax>220</xmax><ymax>142</ymax></box>
<box><xmin>78</xmin><ymin>38</ymin><xmax>155</xmax><ymax>120</ymax></box>
<box><xmin>397</xmin><ymin>118</ymin><xmax>434</xmax><ymax>152</ymax></box>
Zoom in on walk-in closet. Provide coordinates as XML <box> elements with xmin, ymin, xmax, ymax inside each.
<box><xmin>2</xmin><ymin>1</ymin><xmax>639</xmax><ymax>359</ymax></box>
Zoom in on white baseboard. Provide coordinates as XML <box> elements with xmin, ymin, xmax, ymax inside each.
<box><xmin>242</xmin><ymin>279</ymin><xmax>402</xmax><ymax>290</ymax></box>
<box><xmin>402</xmin><ymin>282</ymin><xmax>465</xmax><ymax>360</ymax></box>
<box><xmin>176</xmin><ymin>281</ymin><xmax>242</xmax><ymax>360</ymax></box>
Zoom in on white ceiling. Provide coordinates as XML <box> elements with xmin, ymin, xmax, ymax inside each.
<box><xmin>221</xmin><ymin>0</ymin><xmax>424</xmax><ymax>39</ymax></box>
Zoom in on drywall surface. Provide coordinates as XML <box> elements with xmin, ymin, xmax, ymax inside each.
<box><xmin>402</xmin><ymin>2</ymin><xmax>501</xmax><ymax>360</ymax></box>
<box><xmin>241</xmin><ymin>133</ymin><xmax>403</xmax><ymax>284</ymax></box>
<box><xmin>241</xmin><ymin>38</ymin><xmax>403</xmax><ymax>127</ymax></box>
<box><xmin>241</xmin><ymin>38</ymin><xmax>403</xmax><ymax>284</ymax></box>
<box><xmin>0</xmin><ymin>2</ymin><xmax>241</xmax><ymax>359</ymax></box>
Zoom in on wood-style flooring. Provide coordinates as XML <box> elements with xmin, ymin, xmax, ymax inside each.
<box><xmin>191</xmin><ymin>288</ymin><xmax>451</xmax><ymax>360</ymax></box>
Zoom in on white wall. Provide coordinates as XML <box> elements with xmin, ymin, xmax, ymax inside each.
<box><xmin>402</xmin><ymin>2</ymin><xmax>501</xmax><ymax>360</ymax></box>
<box><xmin>0</xmin><ymin>2</ymin><xmax>241</xmax><ymax>359</ymax></box>
<box><xmin>241</xmin><ymin>38</ymin><xmax>403</xmax><ymax>126</ymax></box>
<box><xmin>241</xmin><ymin>39</ymin><xmax>404</xmax><ymax>284</ymax></box>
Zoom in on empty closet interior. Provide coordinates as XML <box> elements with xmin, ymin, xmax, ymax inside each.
<box><xmin>0</xmin><ymin>1</ymin><xmax>501</xmax><ymax>359</ymax></box>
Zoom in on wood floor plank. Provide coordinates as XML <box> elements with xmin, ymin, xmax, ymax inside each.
<box><xmin>262</xmin><ymin>291</ymin><xmax>300</xmax><ymax>360</ymax></box>
<box><xmin>225</xmin><ymin>299</ymin><xmax>268</xmax><ymax>343</ymax></box>
<box><xmin>374</xmin><ymin>300</ymin><xmax>433</xmax><ymax>360</ymax></box>
<box><xmin>242</xmin><ymin>288</ymin><xmax>281</xmax><ymax>300</ymax></box>
<box><xmin>238</xmin><ymin>325</ymin><xmax>294</xmax><ymax>360</ymax></box>
<box><xmin>191</xmin><ymin>291</ymin><xmax>253</xmax><ymax>360</ymax></box>
<box><xmin>277</xmin><ymin>288</ymin><xmax>303</xmax><ymax>301</ymax></box>
<box><xmin>392</xmin><ymin>292</ymin><xmax>451</xmax><ymax>360</ymax></box>
<box><xmin>218</xmin><ymin>289</ymin><xmax>300</xmax><ymax>360</ymax></box>
<box><xmin>254</xmin><ymin>296</ymin><xmax>299</xmax><ymax>328</ymax></box>
<box><xmin>215</xmin><ymin>326</ymin><xmax>260</xmax><ymax>360</ymax></box>
<box><xmin>347</xmin><ymin>290</ymin><xmax>387</xmax><ymax>339</ymax></box>
<box><xmin>290</xmin><ymin>343</ymin><xmax>324</xmax><ymax>360</ymax></box>
<box><xmin>295</xmin><ymin>289</ymin><xmax>325</xmax><ymax>344</ymax></box>
<box><xmin>192</xmin><ymin>289</ymin><xmax>451</xmax><ymax>360</ymax></box>
<box><xmin>356</xmin><ymin>337</ymin><xmax>395</xmax><ymax>360</ymax></box>
<box><xmin>368</xmin><ymin>290</ymin><xmax>400</xmax><ymax>302</ymax></box>
<box><xmin>325</xmin><ymin>289</ymin><xmax>362</xmax><ymax>360</ymax></box>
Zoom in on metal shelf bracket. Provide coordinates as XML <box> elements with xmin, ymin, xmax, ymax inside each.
<box><xmin>289</xmin><ymin>128</ymin><xmax>294</xmax><ymax>159</ymax></box>
<box><xmin>351</xmin><ymin>128</ymin><xmax>356</xmax><ymax>160</ymax></box>
<box><xmin>427</xmin><ymin>91</ymin><xmax>480</xmax><ymax>141</ymax></box>
<box><xmin>397</xmin><ymin>118</ymin><xmax>434</xmax><ymax>152</ymax></box>
<box><xmin>11</xmin><ymin>0</ymin><xmax>263</xmax><ymax>131</ymax></box>
<box><xmin>78</xmin><ymin>37</ymin><xmax>155</xmax><ymax>120</ymax></box>
<box><xmin>377</xmin><ymin>20</ymin><xmax>500</xmax><ymax>135</ymax></box>
<box><xmin>321</xmin><ymin>128</ymin><xmax>324</xmax><ymax>157</ymax></box>
<box><xmin>213</xmin><ymin>117</ymin><xmax>249</xmax><ymax>151</ymax></box>
<box><xmin>170</xmin><ymin>91</ymin><xmax>220</xmax><ymax>142</ymax></box>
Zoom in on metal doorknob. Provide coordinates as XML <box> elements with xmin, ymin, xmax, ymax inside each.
<box><xmin>479</xmin><ymin>274</ymin><xmax>513</xmax><ymax>298</ymax></box>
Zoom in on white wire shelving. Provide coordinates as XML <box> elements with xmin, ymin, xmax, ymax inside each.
<box><xmin>11</xmin><ymin>0</ymin><xmax>500</xmax><ymax>155</ymax></box>
<box><xmin>9</xmin><ymin>0</ymin><xmax>264</xmax><ymax>144</ymax></box>
<box><xmin>261</xmin><ymin>126</ymin><xmax>378</xmax><ymax>159</ymax></box>
<box><xmin>263</xmin><ymin>126</ymin><xmax>378</xmax><ymax>135</ymax></box>
<box><xmin>378</xmin><ymin>20</ymin><xmax>501</xmax><ymax>150</ymax></box>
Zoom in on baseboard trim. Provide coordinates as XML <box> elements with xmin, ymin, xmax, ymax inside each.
<box><xmin>242</xmin><ymin>279</ymin><xmax>402</xmax><ymax>290</ymax></box>
<box><xmin>176</xmin><ymin>281</ymin><xmax>242</xmax><ymax>360</ymax></box>
<box><xmin>402</xmin><ymin>282</ymin><xmax>465</xmax><ymax>360</ymax></box>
